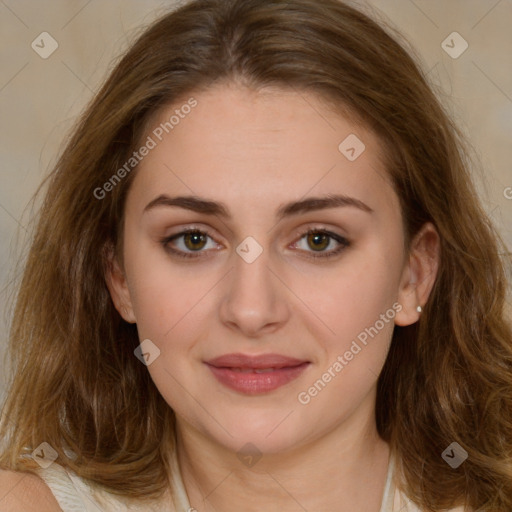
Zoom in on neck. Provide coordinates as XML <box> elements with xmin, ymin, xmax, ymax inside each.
<box><xmin>174</xmin><ymin>401</ymin><xmax>391</xmax><ymax>512</ymax></box>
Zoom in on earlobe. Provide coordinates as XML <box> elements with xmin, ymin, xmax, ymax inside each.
<box><xmin>394</xmin><ymin>222</ymin><xmax>440</xmax><ymax>327</ymax></box>
<box><xmin>103</xmin><ymin>243</ymin><xmax>137</xmax><ymax>324</ymax></box>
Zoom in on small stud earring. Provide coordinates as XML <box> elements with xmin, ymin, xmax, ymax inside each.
<box><xmin>416</xmin><ymin>306</ymin><xmax>422</xmax><ymax>313</ymax></box>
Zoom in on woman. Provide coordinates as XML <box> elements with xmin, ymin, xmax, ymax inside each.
<box><xmin>0</xmin><ymin>0</ymin><xmax>511</xmax><ymax>510</ymax></box>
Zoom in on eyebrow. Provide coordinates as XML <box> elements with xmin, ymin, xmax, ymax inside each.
<box><xmin>143</xmin><ymin>193</ymin><xmax>373</xmax><ymax>219</ymax></box>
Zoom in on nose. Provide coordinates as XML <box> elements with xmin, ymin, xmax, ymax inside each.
<box><xmin>219</xmin><ymin>244</ymin><xmax>290</xmax><ymax>338</ymax></box>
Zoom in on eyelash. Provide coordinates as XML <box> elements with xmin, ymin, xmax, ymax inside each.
<box><xmin>160</xmin><ymin>227</ymin><xmax>350</xmax><ymax>260</ymax></box>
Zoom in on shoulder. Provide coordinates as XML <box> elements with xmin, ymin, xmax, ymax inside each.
<box><xmin>0</xmin><ymin>468</ymin><xmax>62</xmax><ymax>511</ymax></box>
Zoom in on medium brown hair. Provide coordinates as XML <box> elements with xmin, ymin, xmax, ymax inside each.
<box><xmin>1</xmin><ymin>0</ymin><xmax>511</xmax><ymax>510</ymax></box>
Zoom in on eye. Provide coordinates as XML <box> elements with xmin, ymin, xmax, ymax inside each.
<box><xmin>160</xmin><ymin>227</ymin><xmax>350</xmax><ymax>260</ymax></box>
<box><xmin>160</xmin><ymin>228</ymin><xmax>220</xmax><ymax>259</ymax></box>
<box><xmin>292</xmin><ymin>228</ymin><xmax>350</xmax><ymax>259</ymax></box>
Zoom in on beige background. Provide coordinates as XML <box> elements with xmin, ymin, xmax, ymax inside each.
<box><xmin>1</xmin><ymin>0</ymin><xmax>511</xmax><ymax>399</ymax></box>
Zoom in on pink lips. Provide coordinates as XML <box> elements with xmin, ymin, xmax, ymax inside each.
<box><xmin>205</xmin><ymin>353</ymin><xmax>310</xmax><ymax>395</ymax></box>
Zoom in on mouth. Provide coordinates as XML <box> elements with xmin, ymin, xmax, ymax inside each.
<box><xmin>204</xmin><ymin>353</ymin><xmax>310</xmax><ymax>395</ymax></box>
<box><xmin>227</xmin><ymin>367</ymin><xmax>287</xmax><ymax>373</ymax></box>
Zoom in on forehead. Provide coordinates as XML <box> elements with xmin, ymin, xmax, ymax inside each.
<box><xmin>127</xmin><ymin>83</ymin><xmax>396</xmax><ymax>219</ymax></box>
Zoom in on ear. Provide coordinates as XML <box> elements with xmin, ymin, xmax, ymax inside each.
<box><xmin>104</xmin><ymin>243</ymin><xmax>137</xmax><ymax>324</ymax></box>
<box><xmin>394</xmin><ymin>222</ymin><xmax>440</xmax><ymax>327</ymax></box>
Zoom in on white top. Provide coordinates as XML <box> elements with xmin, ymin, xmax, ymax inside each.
<box><xmin>34</xmin><ymin>450</ymin><xmax>466</xmax><ymax>512</ymax></box>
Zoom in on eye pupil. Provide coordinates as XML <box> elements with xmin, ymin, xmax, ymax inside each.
<box><xmin>308</xmin><ymin>232</ymin><xmax>329</xmax><ymax>251</ymax></box>
<box><xmin>184</xmin><ymin>231</ymin><xmax>207</xmax><ymax>250</ymax></box>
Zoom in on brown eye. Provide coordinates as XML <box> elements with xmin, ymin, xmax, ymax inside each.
<box><xmin>306</xmin><ymin>232</ymin><xmax>330</xmax><ymax>251</ymax></box>
<box><xmin>161</xmin><ymin>229</ymin><xmax>219</xmax><ymax>259</ymax></box>
<box><xmin>294</xmin><ymin>229</ymin><xmax>350</xmax><ymax>260</ymax></box>
<box><xmin>182</xmin><ymin>231</ymin><xmax>208</xmax><ymax>251</ymax></box>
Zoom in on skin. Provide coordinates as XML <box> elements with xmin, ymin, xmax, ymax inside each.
<box><xmin>107</xmin><ymin>82</ymin><xmax>440</xmax><ymax>512</ymax></box>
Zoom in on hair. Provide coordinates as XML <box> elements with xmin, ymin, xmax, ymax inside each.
<box><xmin>1</xmin><ymin>0</ymin><xmax>511</xmax><ymax>510</ymax></box>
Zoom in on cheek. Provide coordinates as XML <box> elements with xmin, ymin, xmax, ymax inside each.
<box><xmin>127</xmin><ymin>259</ymin><xmax>214</xmax><ymax>414</ymax></box>
<box><xmin>296</xmin><ymin>250</ymin><xmax>403</xmax><ymax>408</ymax></box>
<box><xmin>124</xmin><ymin>250</ymin><xmax>222</xmax><ymax>400</ymax></box>
<box><xmin>295</xmin><ymin>261</ymin><xmax>399</xmax><ymax>413</ymax></box>
<box><xmin>122</xmin><ymin>231</ymin><xmax>207</xmax><ymax>336</ymax></box>
<box><xmin>297</xmin><ymin>245</ymin><xmax>402</xmax><ymax>347</ymax></box>
<box><xmin>130</xmin><ymin>269</ymin><xmax>210</xmax><ymax>343</ymax></box>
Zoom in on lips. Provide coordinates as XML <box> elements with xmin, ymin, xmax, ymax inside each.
<box><xmin>205</xmin><ymin>353</ymin><xmax>310</xmax><ymax>395</ymax></box>
<box><xmin>206</xmin><ymin>353</ymin><xmax>307</xmax><ymax>369</ymax></box>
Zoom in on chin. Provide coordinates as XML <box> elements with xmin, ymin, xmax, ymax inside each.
<box><xmin>202</xmin><ymin>407</ymin><xmax>315</xmax><ymax>456</ymax></box>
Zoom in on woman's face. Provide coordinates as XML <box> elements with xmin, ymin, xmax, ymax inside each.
<box><xmin>109</xmin><ymin>83</ymin><xmax>430</xmax><ymax>454</ymax></box>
